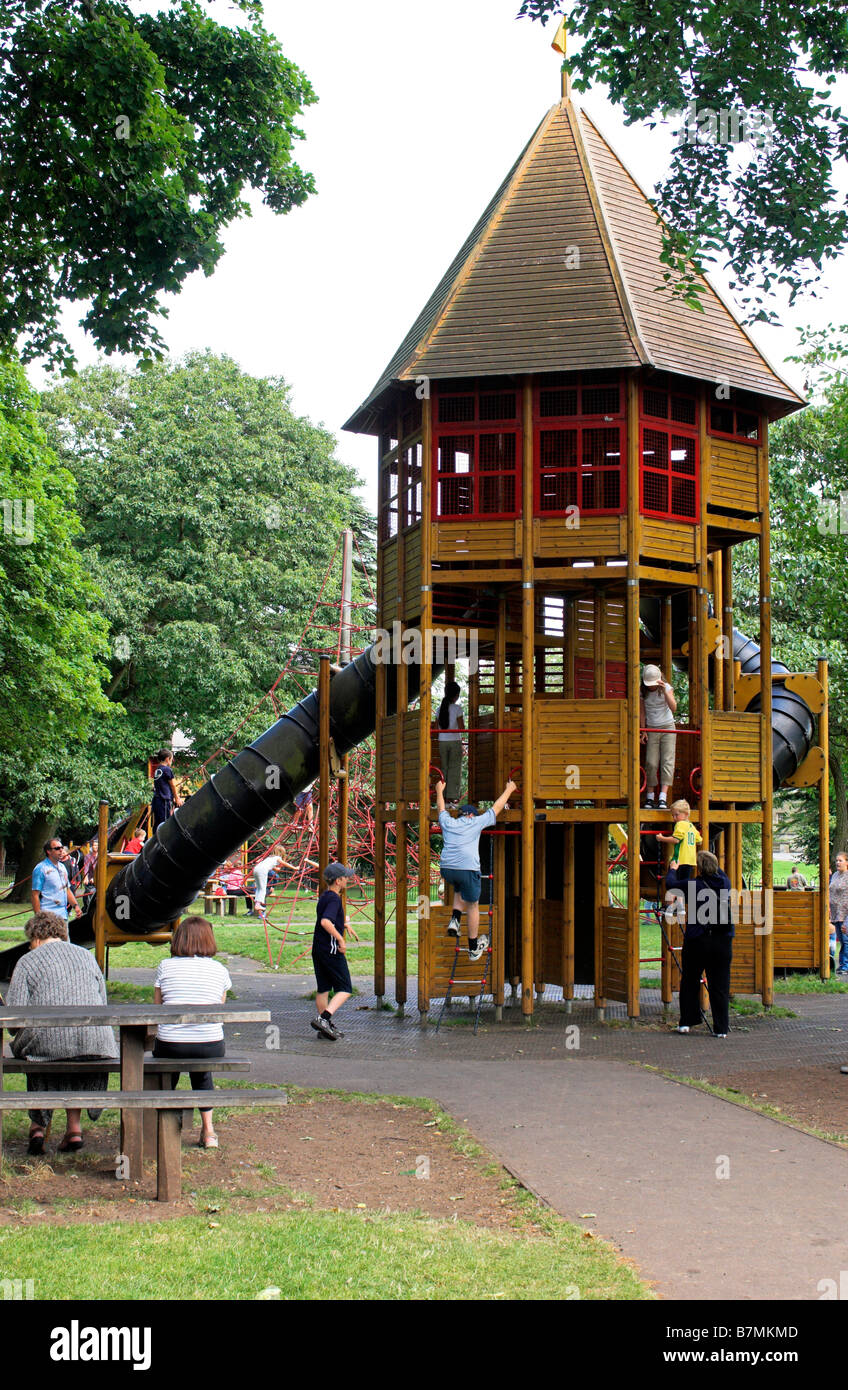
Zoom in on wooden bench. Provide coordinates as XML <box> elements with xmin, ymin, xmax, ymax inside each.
<box><xmin>3</xmin><ymin>1055</ymin><xmax>254</xmax><ymax>1159</ymax></box>
<box><xmin>0</xmin><ymin>1088</ymin><xmax>287</xmax><ymax>1201</ymax></box>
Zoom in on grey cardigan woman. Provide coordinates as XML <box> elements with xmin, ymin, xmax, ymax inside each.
<box><xmin>6</xmin><ymin>912</ymin><xmax>117</xmax><ymax>1154</ymax></box>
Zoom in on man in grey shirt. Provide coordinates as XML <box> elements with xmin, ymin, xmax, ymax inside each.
<box><xmin>6</xmin><ymin>912</ymin><xmax>117</xmax><ymax>1154</ymax></box>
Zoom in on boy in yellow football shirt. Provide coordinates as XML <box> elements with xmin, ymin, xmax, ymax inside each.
<box><xmin>657</xmin><ymin>799</ymin><xmax>702</xmax><ymax>882</ymax></box>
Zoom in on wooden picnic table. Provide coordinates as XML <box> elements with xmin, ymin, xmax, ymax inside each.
<box><xmin>0</xmin><ymin>1004</ymin><xmax>270</xmax><ymax>1181</ymax></box>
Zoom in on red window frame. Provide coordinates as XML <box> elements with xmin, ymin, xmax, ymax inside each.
<box><xmin>706</xmin><ymin>401</ymin><xmax>762</xmax><ymax>445</ymax></box>
<box><xmin>532</xmin><ymin>374</ymin><xmax>625</xmax><ymax>518</ymax></box>
<box><xmin>639</xmin><ymin>383</ymin><xmax>699</xmax><ymax>524</ymax></box>
<box><xmin>432</xmin><ymin>384</ymin><xmax>522</xmax><ymax>521</ymax></box>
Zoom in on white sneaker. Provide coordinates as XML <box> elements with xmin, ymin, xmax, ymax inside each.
<box><xmin>468</xmin><ymin>941</ymin><xmax>485</xmax><ymax>963</ymax></box>
<box><xmin>477</xmin><ymin>934</ymin><xmax>490</xmax><ymax>952</ymax></box>
<box><xmin>676</xmin><ymin>1025</ymin><xmax>690</xmax><ymax>1034</ymax></box>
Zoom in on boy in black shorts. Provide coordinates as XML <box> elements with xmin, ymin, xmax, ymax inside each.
<box><xmin>311</xmin><ymin>862</ymin><xmax>358</xmax><ymax>1040</ymax></box>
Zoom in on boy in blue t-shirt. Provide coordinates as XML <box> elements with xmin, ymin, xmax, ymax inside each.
<box><xmin>435</xmin><ymin>777</ymin><xmax>516</xmax><ymax>961</ymax></box>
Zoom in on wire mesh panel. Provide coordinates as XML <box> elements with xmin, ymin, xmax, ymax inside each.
<box><xmin>639</xmin><ymin>378</ymin><xmax>699</xmax><ymax>523</ymax></box>
<box><xmin>534</xmin><ymin>375</ymin><xmax>624</xmax><ymax>517</ymax></box>
<box><xmin>433</xmin><ymin>385</ymin><xmax>521</xmax><ymax>520</ymax></box>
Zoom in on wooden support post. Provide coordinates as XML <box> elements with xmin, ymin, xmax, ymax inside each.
<box><xmin>593</xmin><ymin>590</ymin><xmax>606</xmax><ymax>699</ymax></box>
<box><xmin>143</xmin><ymin>1073</ymin><xmax>160</xmax><ymax>1160</ymax></box>
<box><xmin>395</xmin><ymin>649</ymin><xmax>409</xmax><ymax>1012</ymax></box>
<box><xmin>723</xmin><ymin>548</ymin><xmax>735</xmax><ymax>711</ymax></box>
<box><xmin>374</xmin><ymin>658</ymin><xmax>387</xmax><ymax>1003</ymax></box>
<box><xmin>563</xmin><ymin>823</ymin><xmax>575</xmax><ymax>1006</ymax></box>
<box><xmin>494</xmin><ymin>594</ymin><xmax>507</xmax><ymax>1008</ymax></box>
<box><xmin>713</xmin><ymin>550</ymin><xmax>724</xmax><ymax>713</ymax></box>
<box><xmin>594</xmin><ymin>824</ymin><xmax>607</xmax><ymax>1019</ymax></box>
<box><xmin>120</xmin><ymin>1023</ymin><xmax>145</xmax><ymax>1183</ymax></box>
<box><xmin>318</xmin><ymin>656</ymin><xmax>331</xmax><ymax>881</ymax></box>
<box><xmin>520</xmin><ymin>378</ymin><xmax>535</xmax><ymax>1019</ymax></box>
<box><xmin>156</xmin><ymin>1109</ymin><xmax>182</xmax><ymax>1203</ymax></box>
<box><xmin>417</xmin><ymin>396</ymin><xmax>434</xmax><ymax>1019</ymax></box>
<box><xmin>625</xmin><ymin>373</ymin><xmax>641</xmax><ymax>1018</ymax></box>
<box><xmin>818</xmin><ymin>657</ymin><xmax>830</xmax><ymax>979</ymax></box>
<box><xmin>759</xmin><ymin>445</ymin><xmax>774</xmax><ymax>1006</ymax></box>
<box><xmin>661</xmin><ymin>596</ymin><xmax>673</xmax><ymax>689</ymax></box>
<box><xmin>564</xmin><ymin>596</ymin><xmax>576</xmax><ymax>699</ymax></box>
<box><xmin>698</xmin><ymin>446</ymin><xmax>711</xmax><ymax>867</ymax></box>
<box><xmin>94</xmin><ymin>799</ymin><xmax>110</xmax><ymax>974</ymax></box>
<box><xmin>338</xmin><ymin>528</ymin><xmax>353</xmax><ymax>877</ymax></box>
<box><xmin>534</xmin><ymin>821</ymin><xmax>546</xmax><ymax>1000</ymax></box>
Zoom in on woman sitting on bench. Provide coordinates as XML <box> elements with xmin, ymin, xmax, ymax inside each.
<box><xmin>152</xmin><ymin>917</ymin><xmax>232</xmax><ymax>1149</ymax></box>
<box><xmin>6</xmin><ymin>911</ymin><xmax>118</xmax><ymax>1155</ymax></box>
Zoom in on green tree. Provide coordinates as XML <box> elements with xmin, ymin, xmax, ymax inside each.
<box><xmin>37</xmin><ymin>349</ymin><xmax>373</xmax><ymax>799</ymax></box>
<box><xmin>519</xmin><ymin>1</ymin><xmax>848</xmax><ymax>322</ymax></box>
<box><xmin>0</xmin><ymin>0</ymin><xmax>316</xmax><ymax>369</ymax></box>
<box><xmin>732</xmin><ymin>364</ymin><xmax>848</xmax><ymax>856</ymax></box>
<box><xmin>0</xmin><ymin>355</ymin><xmax>114</xmax><ymax>885</ymax></box>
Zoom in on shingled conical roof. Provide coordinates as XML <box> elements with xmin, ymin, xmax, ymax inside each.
<box><xmin>344</xmin><ymin>96</ymin><xmax>804</xmax><ymax>433</ymax></box>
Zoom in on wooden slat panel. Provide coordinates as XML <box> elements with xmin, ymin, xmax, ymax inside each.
<box><xmin>534</xmin><ymin>699</ymin><xmax>626</xmax><ymax>800</ymax></box>
<box><xmin>534</xmin><ymin>515</ymin><xmax>626</xmax><ymax>559</ymax></box>
<box><xmin>538</xmin><ymin>899</ymin><xmax>564</xmax><ymax>986</ymax></box>
<box><xmin>403</xmin><ymin>524</ymin><xmax>422</xmax><ymax>617</ymax></box>
<box><xmin>400</xmin><ymin>711</ymin><xmax>422</xmax><ymax>801</ymax></box>
<box><xmin>708</xmin><ymin>438</ymin><xmax>760</xmax><ymax>514</ymax></box>
<box><xmin>426</xmin><ymin>905</ymin><xmax>497</xmax><ymax>998</ymax></box>
<box><xmin>600</xmin><ymin>906</ymin><xmax>628</xmax><ymax>1003</ymax></box>
<box><xmin>640</xmin><ymin>518</ymin><xmax>697</xmax><ymax>565</ymax></box>
<box><xmin>379</xmin><ymin>537</ymin><xmax>399</xmax><ymax>628</ymax></box>
<box><xmin>377</xmin><ymin>715</ymin><xmax>399</xmax><ymax>802</ymax></box>
<box><xmin>432</xmin><ymin>520</ymin><xmax>519</xmax><ymax>563</ymax></box>
<box><xmin>774</xmin><ymin>890</ymin><xmax>821</xmax><ymax>969</ymax></box>
<box><xmin>710</xmin><ymin>712</ymin><xmax>764</xmax><ymax>801</ymax></box>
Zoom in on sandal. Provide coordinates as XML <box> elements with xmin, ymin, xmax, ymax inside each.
<box><xmin>27</xmin><ymin>1131</ymin><xmax>45</xmax><ymax>1156</ymax></box>
<box><xmin>199</xmin><ymin>1134</ymin><xmax>218</xmax><ymax>1149</ymax></box>
<box><xmin>58</xmin><ymin>1134</ymin><xmax>84</xmax><ymax>1152</ymax></box>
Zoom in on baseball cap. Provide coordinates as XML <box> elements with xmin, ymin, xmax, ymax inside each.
<box><xmin>458</xmin><ymin>804</ymin><xmax>479</xmax><ymax>816</ymax></box>
<box><xmin>642</xmin><ymin>664</ymin><xmax>662</xmax><ymax>688</ymax></box>
<box><xmin>323</xmin><ymin>862</ymin><xmax>356</xmax><ymax>883</ymax></box>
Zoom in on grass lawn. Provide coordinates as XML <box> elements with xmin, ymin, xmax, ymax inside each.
<box><xmin>0</xmin><ymin>1080</ymin><xmax>651</xmax><ymax>1301</ymax></box>
<box><xmin>0</xmin><ymin>1206</ymin><xmax>649</xmax><ymax>1300</ymax></box>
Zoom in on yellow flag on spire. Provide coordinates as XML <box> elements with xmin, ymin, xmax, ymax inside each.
<box><xmin>551</xmin><ymin>16</ymin><xmax>567</xmax><ymax>55</ymax></box>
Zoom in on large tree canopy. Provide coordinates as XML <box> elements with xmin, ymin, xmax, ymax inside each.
<box><xmin>0</xmin><ymin>0</ymin><xmax>316</xmax><ymax>368</ymax></box>
<box><xmin>0</xmin><ymin>353</ymin><xmax>117</xmax><ymax>880</ymax></box>
<box><xmin>39</xmin><ymin>350</ymin><xmax>373</xmax><ymax>761</ymax></box>
<box><xmin>519</xmin><ymin>0</ymin><xmax>848</xmax><ymax>322</ymax></box>
<box><xmin>733</xmin><ymin>363</ymin><xmax>848</xmax><ymax>855</ymax></box>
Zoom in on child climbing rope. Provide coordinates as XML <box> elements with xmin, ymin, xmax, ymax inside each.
<box><xmin>434</xmin><ymin>777</ymin><xmax>515</xmax><ymax>962</ymax></box>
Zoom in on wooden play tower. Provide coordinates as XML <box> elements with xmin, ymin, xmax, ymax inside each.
<box><xmin>344</xmin><ymin>56</ymin><xmax>829</xmax><ymax>1021</ymax></box>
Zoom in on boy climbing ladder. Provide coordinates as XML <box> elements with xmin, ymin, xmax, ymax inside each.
<box><xmin>434</xmin><ymin>777</ymin><xmax>516</xmax><ymax>961</ymax></box>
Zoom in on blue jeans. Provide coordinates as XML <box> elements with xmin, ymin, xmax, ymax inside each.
<box><xmin>835</xmin><ymin>922</ymin><xmax>848</xmax><ymax>972</ymax></box>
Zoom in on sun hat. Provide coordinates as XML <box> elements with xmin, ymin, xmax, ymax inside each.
<box><xmin>642</xmin><ymin>664</ymin><xmax>662</xmax><ymax>688</ymax></box>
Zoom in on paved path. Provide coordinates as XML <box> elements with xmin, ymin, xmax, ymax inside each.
<box><xmin>115</xmin><ymin>959</ymin><xmax>848</xmax><ymax>1300</ymax></box>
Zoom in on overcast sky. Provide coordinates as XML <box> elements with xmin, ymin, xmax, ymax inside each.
<box><xmin>54</xmin><ymin>0</ymin><xmax>848</xmax><ymax>509</ymax></box>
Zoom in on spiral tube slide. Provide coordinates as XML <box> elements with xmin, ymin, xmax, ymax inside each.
<box><xmin>639</xmin><ymin>594</ymin><xmax>816</xmax><ymax>789</ymax></box>
<box><xmin>0</xmin><ymin>646</ymin><xmax>425</xmax><ymax>979</ymax></box>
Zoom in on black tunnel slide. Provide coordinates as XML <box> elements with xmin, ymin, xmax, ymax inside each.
<box><xmin>0</xmin><ymin>646</ymin><xmax>431</xmax><ymax>979</ymax></box>
<box><xmin>640</xmin><ymin>594</ymin><xmax>816</xmax><ymax>789</ymax></box>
